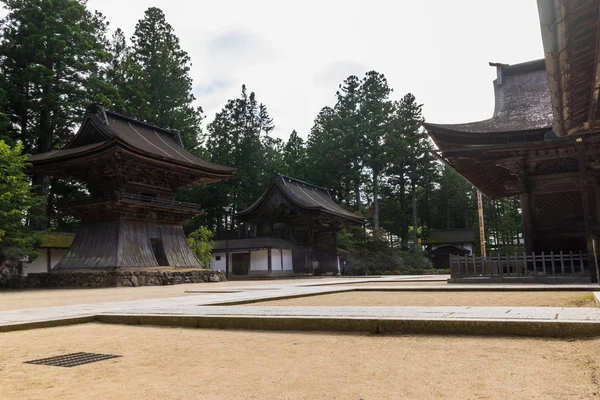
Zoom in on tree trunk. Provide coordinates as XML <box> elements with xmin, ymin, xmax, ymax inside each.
<box><xmin>372</xmin><ymin>169</ymin><xmax>379</xmax><ymax>228</ymax></box>
<box><xmin>31</xmin><ymin>111</ymin><xmax>53</xmax><ymax>230</ymax></box>
<box><xmin>412</xmin><ymin>183</ymin><xmax>418</xmax><ymax>251</ymax></box>
<box><xmin>399</xmin><ymin>175</ymin><xmax>408</xmax><ymax>247</ymax></box>
<box><xmin>354</xmin><ymin>179</ymin><xmax>361</xmax><ymax>211</ymax></box>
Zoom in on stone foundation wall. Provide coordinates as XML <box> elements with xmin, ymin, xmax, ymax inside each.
<box><xmin>25</xmin><ymin>269</ymin><xmax>225</xmax><ymax>288</ymax></box>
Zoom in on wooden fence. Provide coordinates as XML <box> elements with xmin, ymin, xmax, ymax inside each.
<box><xmin>449</xmin><ymin>251</ymin><xmax>588</xmax><ymax>278</ymax></box>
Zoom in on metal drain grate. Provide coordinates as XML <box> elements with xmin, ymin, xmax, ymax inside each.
<box><xmin>25</xmin><ymin>352</ymin><xmax>121</xmax><ymax>368</ymax></box>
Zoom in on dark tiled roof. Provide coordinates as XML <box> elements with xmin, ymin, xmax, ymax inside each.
<box><xmin>423</xmin><ymin>230</ymin><xmax>474</xmax><ymax>245</ymax></box>
<box><xmin>425</xmin><ymin>59</ymin><xmax>553</xmax><ymax>134</ymax></box>
<box><xmin>29</xmin><ymin>142</ymin><xmax>108</xmax><ymax>161</ymax></box>
<box><xmin>30</xmin><ymin>105</ymin><xmax>236</xmax><ymax>175</ymax></box>
<box><xmin>237</xmin><ymin>173</ymin><xmax>364</xmax><ymax>223</ymax></box>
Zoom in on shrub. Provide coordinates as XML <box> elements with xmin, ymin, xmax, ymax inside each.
<box><xmin>392</xmin><ymin>270</ymin><xmax>401</xmax><ymax>275</ymax></box>
<box><xmin>0</xmin><ymin>257</ymin><xmax>25</xmax><ymax>288</ymax></box>
<box><xmin>372</xmin><ymin>269</ymin><xmax>383</xmax><ymax>275</ymax></box>
<box><xmin>186</xmin><ymin>226</ymin><xmax>214</xmax><ymax>267</ymax></box>
<box><xmin>382</xmin><ymin>270</ymin><xmax>392</xmax><ymax>275</ymax></box>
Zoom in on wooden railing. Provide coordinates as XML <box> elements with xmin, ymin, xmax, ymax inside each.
<box><xmin>117</xmin><ymin>192</ymin><xmax>202</xmax><ymax>211</ymax></box>
<box><xmin>450</xmin><ymin>251</ymin><xmax>588</xmax><ymax>278</ymax></box>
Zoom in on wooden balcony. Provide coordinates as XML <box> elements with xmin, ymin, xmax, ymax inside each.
<box><xmin>449</xmin><ymin>251</ymin><xmax>590</xmax><ymax>283</ymax></box>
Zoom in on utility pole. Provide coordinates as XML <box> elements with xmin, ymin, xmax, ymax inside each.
<box><xmin>477</xmin><ymin>190</ymin><xmax>486</xmax><ymax>257</ymax></box>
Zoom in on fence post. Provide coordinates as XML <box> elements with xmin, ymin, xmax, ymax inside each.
<box><xmin>560</xmin><ymin>251</ymin><xmax>565</xmax><ymax>275</ymax></box>
<box><xmin>579</xmin><ymin>251</ymin><xmax>584</xmax><ymax>276</ymax></box>
<box><xmin>570</xmin><ymin>251</ymin><xmax>574</xmax><ymax>275</ymax></box>
<box><xmin>550</xmin><ymin>251</ymin><xmax>556</xmax><ymax>276</ymax></box>
<box><xmin>527</xmin><ymin>252</ymin><xmax>533</xmax><ymax>276</ymax></box>
<box><xmin>472</xmin><ymin>254</ymin><xmax>477</xmax><ymax>277</ymax></box>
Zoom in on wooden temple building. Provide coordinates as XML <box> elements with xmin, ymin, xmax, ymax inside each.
<box><xmin>29</xmin><ymin>104</ymin><xmax>236</xmax><ymax>269</ymax></box>
<box><xmin>425</xmin><ymin>0</ymin><xmax>600</xmax><ymax>282</ymax></box>
<box><xmin>210</xmin><ymin>173</ymin><xmax>364</xmax><ymax>276</ymax></box>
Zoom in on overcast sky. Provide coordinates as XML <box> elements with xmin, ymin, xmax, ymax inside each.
<box><xmin>3</xmin><ymin>0</ymin><xmax>545</xmax><ymax>141</ymax></box>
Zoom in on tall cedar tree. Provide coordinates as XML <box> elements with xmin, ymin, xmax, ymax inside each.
<box><xmin>110</xmin><ymin>7</ymin><xmax>203</xmax><ymax>152</ymax></box>
<box><xmin>0</xmin><ymin>0</ymin><xmax>112</xmax><ymax>229</ymax></box>
<box><xmin>335</xmin><ymin>75</ymin><xmax>364</xmax><ymax>209</ymax></box>
<box><xmin>360</xmin><ymin>71</ymin><xmax>394</xmax><ymax>228</ymax></box>
<box><xmin>281</xmin><ymin>130</ymin><xmax>307</xmax><ymax>178</ymax></box>
<box><xmin>197</xmin><ymin>85</ymin><xmax>275</xmax><ymax>233</ymax></box>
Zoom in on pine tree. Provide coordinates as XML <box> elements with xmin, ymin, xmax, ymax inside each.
<box><xmin>0</xmin><ymin>0</ymin><xmax>113</xmax><ymax>228</ymax></box>
<box><xmin>196</xmin><ymin>85</ymin><xmax>276</xmax><ymax>232</ymax></box>
<box><xmin>359</xmin><ymin>71</ymin><xmax>394</xmax><ymax>228</ymax></box>
<box><xmin>281</xmin><ymin>130</ymin><xmax>307</xmax><ymax>178</ymax></box>
<box><xmin>111</xmin><ymin>7</ymin><xmax>203</xmax><ymax>152</ymax></box>
<box><xmin>335</xmin><ymin>75</ymin><xmax>364</xmax><ymax>209</ymax></box>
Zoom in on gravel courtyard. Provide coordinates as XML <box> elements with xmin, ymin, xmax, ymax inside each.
<box><xmin>1</xmin><ymin>323</ymin><xmax>599</xmax><ymax>400</ymax></box>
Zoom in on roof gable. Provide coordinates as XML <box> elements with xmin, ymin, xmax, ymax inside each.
<box><xmin>30</xmin><ymin>104</ymin><xmax>236</xmax><ymax>175</ymax></box>
<box><xmin>425</xmin><ymin>59</ymin><xmax>553</xmax><ymax>138</ymax></box>
<box><xmin>237</xmin><ymin>173</ymin><xmax>364</xmax><ymax>223</ymax></box>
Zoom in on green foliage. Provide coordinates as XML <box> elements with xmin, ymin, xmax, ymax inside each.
<box><xmin>0</xmin><ymin>141</ymin><xmax>42</xmax><ymax>260</ymax></box>
<box><xmin>0</xmin><ymin>0</ymin><xmax>113</xmax><ymax>154</ymax></box>
<box><xmin>108</xmin><ymin>7</ymin><xmax>203</xmax><ymax>152</ymax></box>
<box><xmin>186</xmin><ymin>226</ymin><xmax>214</xmax><ymax>267</ymax></box>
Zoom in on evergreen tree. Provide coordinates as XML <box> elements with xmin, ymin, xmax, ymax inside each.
<box><xmin>0</xmin><ymin>141</ymin><xmax>41</xmax><ymax>260</ymax></box>
<box><xmin>281</xmin><ymin>130</ymin><xmax>307</xmax><ymax>178</ymax></box>
<box><xmin>111</xmin><ymin>7</ymin><xmax>203</xmax><ymax>152</ymax></box>
<box><xmin>335</xmin><ymin>75</ymin><xmax>364</xmax><ymax>208</ymax></box>
<box><xmin>359</xmin><ymin>71</ymin><xmax>394</xmax><ymax>228</ymax></box>
<box><xmin>197</xmin><ymin>85</ymin><xmax>276</xmax><ymax>232</ymax></box>
<box><xmin>0</xmin><ymin>0</ymin><xmax>113</xmax><ymax>228</ymax></box>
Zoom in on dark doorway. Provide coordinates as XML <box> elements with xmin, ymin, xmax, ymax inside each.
<box><xmin>232</xmin><ymin>253</ymin><xmax>250</xmax><ymax>275</ymax></box>
<box><xmin>150</xmin><ymin>238</ymin><xmax>169</xmax><ymax>266</ymax></box>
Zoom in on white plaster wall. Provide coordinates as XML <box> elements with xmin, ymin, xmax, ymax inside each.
<box><xmin>250</xmin><ymin>250</ymin><xmax>269</xmax><ymax>272</ymax></box>
<box><xmin>282</xmin><ymin>250</ymin><xmax>293</xmax><ymax>271</ymax></box>
<box><xmin>210</xmin><ymin>252</ymin><xmax>227</xmax><ymax>271</ymax></box>
<box><xmin>463</xmin><ymin>244</ymin><xmax>473</xmax><ymax>255</ymax></box>
<box><xmin>25</xmin><ymin>249</ymin><xmax>68</xmax><ymax>275</ymax></box>
<box><xmin>272</xmin><ymin>249</ymin><xmax>282</xmax><ymax>272</ymax></box>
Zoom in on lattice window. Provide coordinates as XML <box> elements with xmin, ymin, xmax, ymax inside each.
<box><xmin>533</xmin><ymin>191</ymin><xmax>583</xmax><ymax>226</ymax></box>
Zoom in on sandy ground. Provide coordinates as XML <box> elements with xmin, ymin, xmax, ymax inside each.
<box><xmin>1</xmin><ymin>323</ymin><xmax>599</xmax><ymax>400</ymax></box>
<box><xmin>247</xmin><ymin>291</ymin><xmax>596</xmax><ymax>307</ymax></box>
<box><xmin>0</xmin><ymin>278</ymin><xmax>334</xmax><ymax>311</ymax></box>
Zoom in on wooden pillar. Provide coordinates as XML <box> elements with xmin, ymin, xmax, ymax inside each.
<box><xmin>577</xmin><ymin>139</ymin><xmax>598</xmax><ymax>282</ymax></box>
<box><xmin>46</xmin><ymin>248</ymin><xmax>52</xmax><ymax>273</ymax></box>
<box><xmin>267</xmin><ymin>248</ymin><xmax>272</xmax><ymax>274</ymax></box>
<box><xmin>280</xmin><ymin>248</ymin><xmax>284</xmax><ymax>273</ymax></box>
<box><xmin>333</xmin><ymin>226</ymin><xmax>339</xmax><ymax>275</ymax></box>
<box><xmin>520</xmin><ymin>194</ymin><xmax>534</xmax><ymax>254</ymax></box>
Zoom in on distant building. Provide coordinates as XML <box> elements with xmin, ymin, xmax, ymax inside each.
<box><xmin>25</xmin><ymin>233</ymin><xmax>75</xmax><ymax>275</ymax></box>
<box><xmin>423</xmin><ymin>230</ymin><xmax>474</xmax><ymax>270</ymax></box>
<box><xmin>210</xmin><ymin>173</ymin><xmax>364</xmax><ymax>276</ymax></box>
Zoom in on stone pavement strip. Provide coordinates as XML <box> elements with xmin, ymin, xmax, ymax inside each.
<box><xmin>2</xmin><ymin>276</ymin><xmax>600</xmax><ymax>337</ymax></box>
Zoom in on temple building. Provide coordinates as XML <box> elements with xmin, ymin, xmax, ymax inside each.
<box><xmin>425</xmin><ymin>0</ymin><xmax>600</xmax><ymax>281</ymax></box>
<box><xmin>210</xmin><ymin>173</ymin><xmax>364</xmax><ymax>276</ymax></box>
<box><xmin>29</xmin><ymin>104</ymin><xmax>236</xmax><ymax>269</ymax></box>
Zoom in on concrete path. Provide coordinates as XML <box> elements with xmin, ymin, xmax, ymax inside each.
<box><xmin>2</xmin><ymin>275</ymin><xmax>600</xmax><ymax>337</ymax></box>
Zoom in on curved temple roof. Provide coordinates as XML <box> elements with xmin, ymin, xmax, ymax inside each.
<box><xmin>237</xmin><ymin>173</ymin><xmax>364</xmax><ymax>224</ymax></box>
<box><xmin>29</xmin><ymin>104</ymin><xmax>236</xmax><ymax>176</ymax></box>
<box><xmin>425</xmin><ymin>59</ymin><xmax>553</xmax><ymax>137</ymax></box>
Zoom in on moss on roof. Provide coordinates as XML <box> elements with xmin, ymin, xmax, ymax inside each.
<box><xmin>40</xmin><ymin>233</ymin><xmax>75</xmax><ymax>249</ymax></box>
